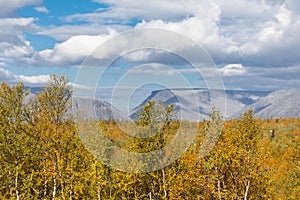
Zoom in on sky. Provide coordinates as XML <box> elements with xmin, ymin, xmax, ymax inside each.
<box><xmin>0</xmin><ymin>0</ymin><xmax>300</xmax><ymax>91</ymax></box>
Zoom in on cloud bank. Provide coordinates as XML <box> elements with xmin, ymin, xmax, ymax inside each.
<box><xmin>0</xmin><ymin>0</ymin><xmax>299</xmax><ymax>90</ymax></box>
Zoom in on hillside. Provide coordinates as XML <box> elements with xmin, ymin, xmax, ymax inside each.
<box><xmin>72</xmin><ymin>97</ymin><xmax>129</xmax><ymax>121</ymax></box>
<box><xmin>240</xmin><ymin>89</ymin><xmax>300</xmax><ymax>119</ymax></box>
<box><xmin>131</xmin><ymin>88</ymin><xmax>269</xmax><ymax>120</ymax></box>
<box><xmin>28</xmin><ymin>87</ymin><xmax>300</xmax><ymax>121</ymax></box>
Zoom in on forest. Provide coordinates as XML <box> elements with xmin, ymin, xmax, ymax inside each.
<box><xmin>0</xmin><ymin>75</ymin><xmax>299</xmax><ymax>199</ymax></box>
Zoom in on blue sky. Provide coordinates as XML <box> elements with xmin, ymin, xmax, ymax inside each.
<box><xmin>0</xmin><ymin>0</ymin><xmax>300</xmax><ymax>91</ymax></box>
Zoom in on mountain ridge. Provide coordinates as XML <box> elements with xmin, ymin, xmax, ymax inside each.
<box><xmin>27</xmin><ymin>87</ymin><xmax>299</xmax><ymax>121</ymax></box>
<box><xmin>238</xmin><ymin>88</ymin><xmax>300</xmax><ymax>119</ymax></box>
<box><xmin>130</xmin><ymin>88</ymin><xmax>271</xmax><ymax>121</ymax></box>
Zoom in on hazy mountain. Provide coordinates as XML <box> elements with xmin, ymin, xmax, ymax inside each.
<box><xmin>27</xmin><ymin>87</ymin><xmax>43</xmax><ymax>94</ymax></box>
<box><xmin>237</xmin><ymin>89</ymin><xmax>300</xmax><ymax>119</ymax></box>
<box><xmin>71</xmin><ymin>97</ymin><xmax>129</xmax><ymax>121</ymax></box>
<box><xmin>26</xmin><ymin>88</ymin><xmax>128</xmax><ymax>121</ymax></box>
<box><xmin>27</xmin><ymin>86</ymin><xmax>300</xmax><ymax>121</ymax></box>
<box><xmin>130</xmin><ymin>88</ymin><xmax>270</xmax><ymax>121</ymax></box>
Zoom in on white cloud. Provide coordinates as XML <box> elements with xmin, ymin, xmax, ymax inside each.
<box><xmin>215</xmin><ymin>0</ymin><xmax>274</xmax><ymax>19</ymax></box>
<box><xmin>22</xmin><ymin>0</ymin><xmax>299</xmax><ymax>70</ymax></box>
<box><xmin>1</xmin><ymin>0</ymin><xmax>299</xmax><ymax>93</ymax></box>
<box><xmin>70</xmin><ymin>0</ymin><xmax>200</xmax><ymax>22</ymax></box>
<box><xmin>0</xmin><ymin>1</ymin><xmax>45</xmax><ymax>67</ymax></box>
<box><xmin>0</xmin><ymin>18</ymin><xmax>36</xmax><ymax>59</ymax></box>
<box><xmin>286</xmin><ymin>0</ymin><xmax>300</xmax><ymax>15</ymax></box>
<box><xmin>34</xmin><ymin>6</ymin><xmax>49</xmax><ymax>14</ymax></box>
<box><xmin>0</xmin><ymin>17</ymin><xmax>37</xmax><ymax>35</ymax></box>
<box><xmin>237</xmin><ymin>3</ymin><xmax>300</xmax><ymax>67</ymax></box>
<box><xmin>37</xmin><ymin>24</ymin><xmax>130</xmax><ymax>41</ymax></box>
<box><xmin>220</xmin><ymin>64</ymin><xmax>246</xmax><ymax>77</ymax></box>
<box><xmin>0</xmin><ymin>0</ymin><xmax>42</xmax><ymax>17</ymax></box>
<box><xmin>0</xmin><ymin>67</ymin><xmax>49</xmax><ymax>85</ymax></box>
<box><xmin>6</xmin><ymin>0</ymin><xmax>295</xmax><ymax>69</ymax></box>
<box><xmin>134</xmin><ymin>1</ymin><xmax>225</xmax><ymax>58</ymax></box>
<box><xmin>0</xmin><ymin>67</ymin><xmax>98</xmax><ymax>88</ymax></box>
<box><xmin>30</xmin><ymin>26</ymin><xmax>220</xmax><ymax>67</ymax></box>
<box><xmin>29</xmin><ymin>31</ymin><xmax>118</xmax><ymax>66</ymax></box>
<box><xmin>221</xmin><ymin>64</ymin><xmax>300</xmax><ymax>90</ymax></box>
<box><xmin>0</xmin><ymin>67</ymin><xmax>16</xmax><ymax>81</ymax></box>
<box><xmin>125</xmin><ymin>63</ymin><xmax>221</xmax><ymax>81</ymax></box>
<box><xmin>18</xmin><ymin>74</ymin><xmax>49</xmax><ymax>84</ymax></box>
<box><xmin>34</xmin><ymin>1</ymin><xmax>224</xmax><ymax>67</ymax></box>
<box><xmin>57</xmin><ymin>0</ymin><xmax>300</xmax><ymax>68</ymax></box>
<box><xmin>127</xmin><ymin>63</ymin><xmax>176</xmax><ymax>76</ymax></box>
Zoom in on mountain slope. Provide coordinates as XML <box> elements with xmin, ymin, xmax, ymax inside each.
<box><xmin>238</xmin><ymin>89</ymin><xmax>300</xmax><ymax>119</ymax></box>
<box><xmin>131</xmin><ymin>88</ymin><xmax>269</xmax><ymax>121</ymax></box>
<box><xmin>72</xmin><ymin>97</ymin><xmax>128</xmax><ymax>121</ymax></box>
<box><xmin>27</xmin><ymin>87</ymin><xmax>128</xmax><ymax>121</ymax></box>
<box><xmin>28</xmin><ymin>86</ymin><xmax>300</xmax><ymax>121</ymax></box>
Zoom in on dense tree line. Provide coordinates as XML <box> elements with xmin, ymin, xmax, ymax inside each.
<box><xmin>0</xmin><ymin>75</ymin><xmax>299</xmax><ymax>199</ymax></box>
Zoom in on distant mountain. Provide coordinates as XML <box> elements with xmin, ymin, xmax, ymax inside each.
<box><xmin>71</xmin><ymin>97</ymin><xmax>129</xmax><ymax>121</ymax></box>
<box><xmin>238</xmin><ymin>89</ymin><xmax>300</xmax><ymax>119</ymax></box>
<box><xmin>25</xmin><ymin>86</ymin><xmax>42</xmax><ymax>94</ymax></box>
<box><xmin>27</xmin><ymin>86</ymin><xmax>300</xmax><ymax>121</ymax></box>
<box><xmin>130</xmin><ymin>88</ymin><xmax>270</xmax><ymax>121</ymax></box>
<box><xmin>27</xmin><ymin>87</ymin><xmax>128</xmax><ymax>121</ymax></box>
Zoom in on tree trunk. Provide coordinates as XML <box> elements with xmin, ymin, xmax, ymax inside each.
<box><xmin>97</xmin><ymin>187</ymin><xmax>101</xmax><ymax>200</ymax></box>
<box><xmin>222</xmin><ymin>175</ymin><xmax>227</xmax><ymax>200</ymax></box>
<box><xmin>215</xmin><ymin>167</ymin><xmax>221</xmax><ymax>200</ymax></box>
<box><xmin>69</xmin><ymin>165</ymin><xmax>73</xmax><ymax>200</ymax></box>
<box><xmin>161</xmin><ymin>167</ymin><xmax>167</xmax><ymax>199</ymax></box>
<box><xmin>15</xmin><ymin>155</ymin><xmax>21</xmax><ymax>200</ymax></box>
<box><xmin>43</xmin><ymin>156</ymin><xmax>48</xmax><ymax>200</ymax></box>
<box><xmin>9</xmin><ymin>170</ymin><xmax>13</xmax><ymax>196</ymax></box>
<box><xmin>59</xmin><ymin>171</ymin><xmax>65</xmax><ymax>200</ymax></box>
<box><xmin>151</xmin><ymin>183</ymin><xmax>157</xmax><ymax>200</ymax></box>
<box><xmin>52</xmin><ymin>154</ymin><xmax>57</xmax><ymax>200</ymax></box>
<box><xmin>15</xmin><ymin>170</ymin><xmax>20</xmax><ymax>200</ymax></box>
<box><xmin>134</xmin><ymin>185</ymin><xmax>137</xmax><ymax>199</ymax></box>
<box><xmin>244</xmin><ymin>180</ymin><xmax>250</xmax><ymax>200</ymax></box>
<box><xmin>96</xmin><ymin>165</ymin><xmax>101</xmax><ymax>200</ymax></box>
<box><xmin>217</xmin><ymin>179</ymin><xmax>221</xmax><ymax>200</ymax></box>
